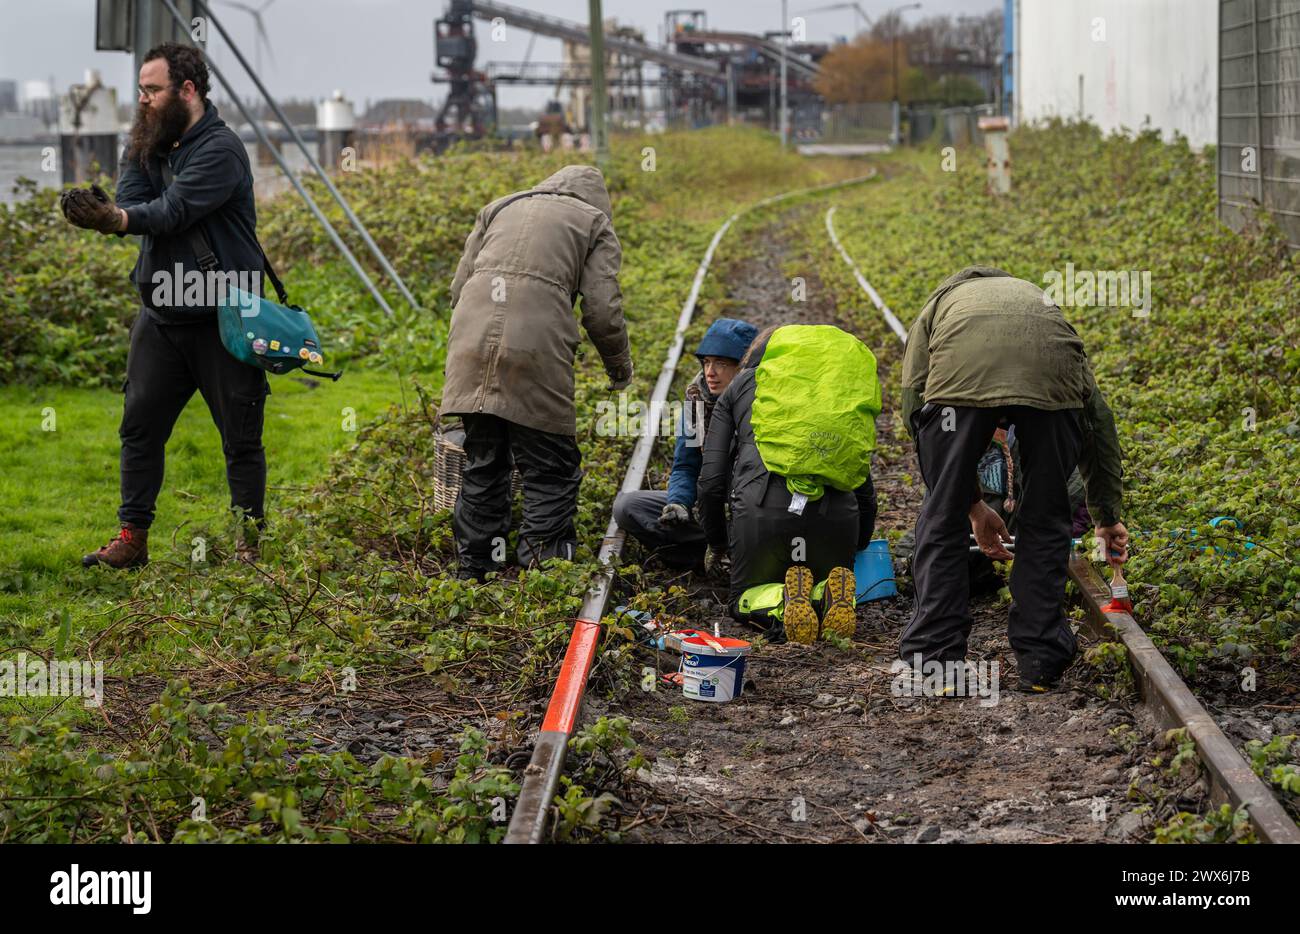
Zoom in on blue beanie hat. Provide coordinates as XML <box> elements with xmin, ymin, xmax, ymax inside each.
<box><xmin>695</xmin><ymin>317</ymin><xmax>759</xmax><ymax>363</ymax></box>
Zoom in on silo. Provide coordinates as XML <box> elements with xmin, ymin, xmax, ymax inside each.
<box><xmin>317</xmin><ymin>91</ymin><xmax>356</xmax><ymax>171</ymax></box>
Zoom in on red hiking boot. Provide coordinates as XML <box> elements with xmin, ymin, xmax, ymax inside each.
<box><xmin>82</xmin><ymin>524</ymin><xmax>149</xmax><ymax>569</ymax></box>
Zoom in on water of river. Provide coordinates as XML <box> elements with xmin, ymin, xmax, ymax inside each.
<box><xmin>1</xmin><ymin>140</ymin><xmax>312</xmax><ymax>207</ymax></box>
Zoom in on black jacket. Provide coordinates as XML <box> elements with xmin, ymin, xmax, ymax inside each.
<box><xmin>115</xmin><ymin>101</ymin><xmax>261</xmax><ymax>323</ymax></box>
<box><xmin>697</xmin><ymin>357</ymin><xmax>876</xmax><ymax>552</ymax></box>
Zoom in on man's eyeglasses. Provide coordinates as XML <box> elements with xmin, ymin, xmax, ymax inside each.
<box><xmin>137</xmin><ymin>83</ymin><xmax>174</xmax><ymax>100</ymax></box>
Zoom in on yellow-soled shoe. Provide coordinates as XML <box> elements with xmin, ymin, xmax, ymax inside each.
<box><xmin>820</xmin><ymin>566</ymin><xmax>857</xmax><ymax>640</ymax></box>
<box><xmin>783</xmin><ymin>565</ymin><xmax>819</xmax><ymax>644</ymax></box>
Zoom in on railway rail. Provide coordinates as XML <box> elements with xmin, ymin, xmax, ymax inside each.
<box><xmin>503</xmin><ymin>176</ymin><xmax>1300</xmax><ymax>845</ymax></box>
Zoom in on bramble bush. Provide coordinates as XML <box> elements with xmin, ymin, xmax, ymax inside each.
<box><xmin>3</xmin><ymin>126</ymin><xmax>851</xmax><ymax>386</ymax></box>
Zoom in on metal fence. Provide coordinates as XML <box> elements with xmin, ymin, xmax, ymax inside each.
<box><xmin>1218</xmin><ymin>0</ymin><xmax>1300</xmax><ymax>250</ymax></box>
<box><xmin>820</xmin><ymin>102</ymin><xmax>895</xmax><ymax>143</ymax></box>
<box><xmin>907</xmin><ymin>103</ymin><xmax>997</xmax><ymax>146</ymax></box>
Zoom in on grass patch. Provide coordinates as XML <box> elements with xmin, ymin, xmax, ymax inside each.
<box><xmin>0</xmin><ymin>363</ymin><xmax>430</xmax><ymax>635</ymax></box>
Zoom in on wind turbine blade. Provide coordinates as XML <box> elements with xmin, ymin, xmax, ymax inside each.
<box><xmin>251</xmin><ymin>12</ymin><xmax>275</xmax><ymax>68</ymax></box>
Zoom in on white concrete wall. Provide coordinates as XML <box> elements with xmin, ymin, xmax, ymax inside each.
<box><xmin>1016</xmin><ymin>0</ymin><xmax>1218</xmax><ymax>148</ymax></box>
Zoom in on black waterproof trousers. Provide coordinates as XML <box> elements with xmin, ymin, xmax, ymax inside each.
<box><xmin>612</xmin><ymin>490</ymin><xmax>709</xmax><ymax>569</ymax></box>
<box><xmin>900</xmin><ymin>402</ymin><xmax>1083</xmax><ymax>684</ymax></box>
<box><xmin>118</xmin><ymin>310</ymin><xmax>269</xmax><ymax>530</ymax></box>
<box><xmin>453</xmin><ymin>413</ymin><xmax>582</xmax><ymax>575</ymax></box>
<box><xmin>728</xmin><ymin>473</ymin><xmax>874</xmax><ymax>615</ymax></box>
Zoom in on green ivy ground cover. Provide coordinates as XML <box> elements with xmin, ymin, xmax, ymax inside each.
<box><xmin>0</xmin><ymin>129</ymin><xmax>865</xmax><ymax>842</ymax></box>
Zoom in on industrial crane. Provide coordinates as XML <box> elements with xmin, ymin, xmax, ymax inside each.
<box><xmin>799</xmin><ymin>2</ymin><xmax>873</xmax><ymax>37</ymax></box>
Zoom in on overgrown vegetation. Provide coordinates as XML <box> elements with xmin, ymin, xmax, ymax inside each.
<box><xmin>1</xmin><ymin>128</ymin><xmax>861</xmax><ymax>842</ymax></box>
<box><xmin>814</xmin><ymin>121</ymin><xmax>1299</xmax><ymax>832</ymax></box>
<box><xmin>818</xmin><ymin>121</ymin><xmax>1300</xmax><ymax>703</ymax></box>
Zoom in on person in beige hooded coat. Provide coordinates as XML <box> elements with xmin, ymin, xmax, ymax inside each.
<box><xmin>442</xmin><ymin>165</ymin><xmax>633</xmax><ymax>580</ymax></box>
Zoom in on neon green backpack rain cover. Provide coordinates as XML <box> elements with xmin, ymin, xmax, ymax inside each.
<box><xmin>752</xmin><ymin>325</ymin><xmax>882</xmax><ymax>500</ymax></box>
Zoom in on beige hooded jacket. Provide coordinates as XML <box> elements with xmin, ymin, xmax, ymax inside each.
<box><xmin>441</xmin><ymin>165</ymin><xmax>632</xmax><ymax>435</ymax></box>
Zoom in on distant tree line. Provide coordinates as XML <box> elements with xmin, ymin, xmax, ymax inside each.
<box><xmin>815</xmin><ymin>9</ymin><xmax>1002</xmax><ymax>106</ymax></box>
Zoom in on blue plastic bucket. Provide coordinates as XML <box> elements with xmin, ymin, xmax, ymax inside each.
<box><xmin>855</xmin><ymin>538</ymin><xmax>897</xmax><ymax>603</ymax></box>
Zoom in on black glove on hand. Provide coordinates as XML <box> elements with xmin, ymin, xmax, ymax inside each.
<box><xmin>659</xmin><ymin>502</ymin><xmax>690</xmax><ymax>526</ymax></box>
<box><xmin>60</xmin><ymin>184</ymin><xmax>121</xmax><ymax>234</ymax></box>
<box><xmin>606</xmin><ymin>359</ymin><xmax>633</xmax><ymax>392</ymax></box>
<box><xmin>704</xmin><ymin>546</ymin><xmax>730</xmax><ymax>580</ymax></box>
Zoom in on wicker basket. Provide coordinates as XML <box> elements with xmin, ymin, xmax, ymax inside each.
<box><xmin>434</xmin><ymin>422</ymin><xmax>523</xmax><ymax>512</ymax></box>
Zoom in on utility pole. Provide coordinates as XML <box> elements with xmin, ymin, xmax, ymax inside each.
<box><xmin>726</xmin><ymin>59</ymin><xmax>736</xmax><ymax>125</ymax></box>
<box><xmin>780</xmin><ymin>0</ymin><xmax>789</xmax><ymax>149</ymax></box>
<box><xmin>589</xmin><ymin>0</ymin><xmax>608</xmax><ymax>161</ymax></box>
<box><xmin>891</xmin><ymin>27</ymin><xmax>898</xmax><ymax>103</ymax></box>
<box><xmin>131</xmin><ymin>0</ymin><xmax>156</xmax><ymax>79</ymax></box>
<box><xmin>888</xmin><ymin>3</ymin><xmax>921</xmax><ymax>146</ymax></box>
<box><xmin>769</xmin><ymin>66</ymin><xmax>776</xmax><ymax>131</ymax></box>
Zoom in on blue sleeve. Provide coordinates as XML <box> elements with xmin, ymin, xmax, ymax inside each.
<box><xmin>665</xmin><ymin>430</ymin><xmax>702</xmax><ymax>508</ymax></box>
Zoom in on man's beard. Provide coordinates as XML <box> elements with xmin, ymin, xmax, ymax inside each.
<box><xmin>127</xmin><ymin>95</ymin><xmax>192</xmax><ymax>165</ymax></box>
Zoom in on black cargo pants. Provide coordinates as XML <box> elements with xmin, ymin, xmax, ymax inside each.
<box><xmin>118</xmin><ymin>310</ymin><xmax>269</xmax><ymax>530</ymax></box>
<box><xmin>452</xmin><ymin>413</ymin><xmax>583</xmax><ymax>575</ymax></box>
<box><xmin>900</xmin><ymin>402</ymin><xmax>1082</xmax><ymax>684</ymax></box>
<box><xmin>612</xmin><ymin>490</ymin><xmax>708</xmax><ymax>569</ymax></box>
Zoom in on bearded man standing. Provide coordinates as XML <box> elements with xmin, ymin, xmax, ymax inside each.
<box><xmin>61</xmin><ymin>42</ymin><xmax>271</xmax><ymax>568</ymax></box>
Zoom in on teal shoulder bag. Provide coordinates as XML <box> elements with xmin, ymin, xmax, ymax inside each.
<box><xmin>161</xmin><ymin>159</ymin><xmax>340</xmax><ymax>380</ymax></box>
<box><xmin>181</xmin><ymin>221</ymin><xmax>341</xmax><ymax>380</ymax></box>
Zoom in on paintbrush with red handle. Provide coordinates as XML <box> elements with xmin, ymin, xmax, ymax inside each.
<box><xmin>1101</xmin><ymin>551</ymin><xmax>1132</xmax><ymax>613</ymax></box>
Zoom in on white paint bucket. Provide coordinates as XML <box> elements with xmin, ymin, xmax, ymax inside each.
<box><xmin>679</xmin><ymin>631</ymin><xmax>752</xmax><ymax>703</ymax></box>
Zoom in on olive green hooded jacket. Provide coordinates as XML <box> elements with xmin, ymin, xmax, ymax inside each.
<box><xmin>441</xmin><ymin>165</ymin><xmax>632</xmax><ymax>435</ymax></box>
<box><xmin>901</xmin><ymin>266</ymin><xmax>1124</xmax><ymax>526</ymax></box>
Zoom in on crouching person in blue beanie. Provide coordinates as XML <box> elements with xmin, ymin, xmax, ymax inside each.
<box><xmin>614</xmin><ymin>317</ymin><xmax>759</xmax><ymax>570</ymax></box>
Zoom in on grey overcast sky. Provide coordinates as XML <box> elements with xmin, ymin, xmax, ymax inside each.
<box><xmin>1</xmin><ymin>0</ymin><xmax>1000</xmax><ymax>112</ymax></box>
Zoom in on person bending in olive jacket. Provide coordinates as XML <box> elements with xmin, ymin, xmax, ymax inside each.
<box><xmin>442</xmin><ymin>165</ymin><xmax>632</xmax><ymax>580</ymax></box>
<box><xmin>899</xmin><ymin>265</ymin><xmax>1128</xmax><ymax>692</ymax></box>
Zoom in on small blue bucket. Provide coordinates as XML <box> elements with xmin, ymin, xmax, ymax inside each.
<box><xmin>855</xmin><ymin>538</ymin><xmax>897</xmax><ymax>603</ymax></box>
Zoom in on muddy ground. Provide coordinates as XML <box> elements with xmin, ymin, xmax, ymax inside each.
<box><xmin>590</xmin><ymin>206</ymin><xmax>1190</xmax><ymax>843</ymax></box>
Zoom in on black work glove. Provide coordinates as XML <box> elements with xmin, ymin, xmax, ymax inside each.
<box><xmin>605</xmin><ymin>359</ymin><xmax>633</xmax><ymax>392</ymax></box>
<box><xmin>704</xmin><ymin>545</ymin><xmax>730</xmax><ymax>580</ymax></box>
<box><xmin>60</xmin><ymin>184</ymin><xmax>121</xmax><ymax>234</ymax></box>
<box><xmin>659</xmin><ymin>502</ymin><xmax>690</xmax><ymax>526</ymax></box>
